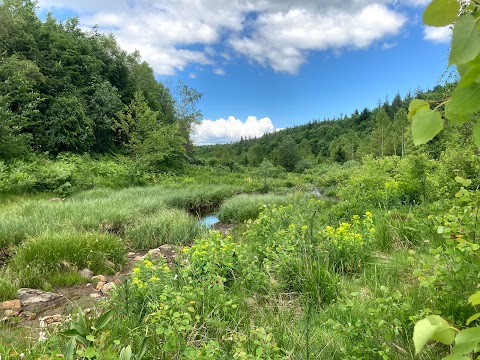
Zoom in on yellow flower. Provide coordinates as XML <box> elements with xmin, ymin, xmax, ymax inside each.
<box><xmin>133</xmin><ymin>267</ymin><xmax>140</xmax><ymax>273</ymax></box>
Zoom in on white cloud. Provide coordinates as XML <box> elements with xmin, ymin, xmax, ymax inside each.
<box><xmin>230</xmin><ymin>4</ymin><xmax>405</xmax><ymax>74</ymax></box>
<box><xmin>37</xmin><ymin>0</ymin><xmax>415</xmax><ymax>75</ymax></box>
<box><xmin>213</xmin><ymin>68</ymin><xmax>226</xmax><ymax>75</ymax></box>
<box><xmin>192</xmin><ymin>116</ymin><xmax>276</xmax><ymax>145</ymax></box>
<box><xmin>423</xmin><ymin>25</ymin><xmax>452</xmax><ymax>43</ymax></box>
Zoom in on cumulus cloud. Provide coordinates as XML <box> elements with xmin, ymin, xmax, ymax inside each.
<box><xmin>213</xmin><ymin>68</ymin><xmax>225</xmax><ymax>75</ymax></box>
<box><xmin>192</xmin><ymin>116</ymin><xmax>276</xmax><ymax>145</ymax></box>
<box><xmin>37</xmin><ymin>0</ymin><xmax>416</xmax><ymax>75</ymax></box>
<box><xmin>423</xmin><ymin>25</ymin><xmax>452</xmax><ymax>43</ymax></box>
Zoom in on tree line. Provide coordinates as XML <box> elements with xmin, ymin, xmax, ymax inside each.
<box><xmin>196</xmin><ymin>83</ymin><xmax>467</xmax><ymax>171</ymax></box>
<box><xmin>0</xmin><ymin>0</ymin><xmax>201</xmax><ymax>170</ymax></box>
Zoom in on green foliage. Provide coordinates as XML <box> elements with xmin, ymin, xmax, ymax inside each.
<box><xmin>218</xmin><ymin>193</ymin><xmax>295</xmax><ymax>222</ymax></box>
<box><xmin>320</xmin><ymin>212</ymin><xmax>375</xmax><ymax>273</ymax></box>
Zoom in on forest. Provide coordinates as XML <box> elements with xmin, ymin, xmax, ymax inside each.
<box><xmin>1</xmin><ymin>0</ymin><xmax>480</xmax><ymax>359</ymax></box>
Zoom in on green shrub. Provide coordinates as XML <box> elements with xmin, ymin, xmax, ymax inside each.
<box><xmin>163</xmin><ymin>185</ymin><xmax>236</xmax><ymax>213</ymax></box>
<box><xmin>7</xmin><ymin>232</ymin><xmax>126</xmax><ymax>288</ymax></box>
<box><xmin>218</xmin><ymin>194</ymin><xmax>295</xmax><ymax>222</ymax></box>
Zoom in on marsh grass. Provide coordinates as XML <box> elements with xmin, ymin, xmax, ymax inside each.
<box><xmin>0</xmin><ymin>273</ymin><xmax>18</xmax><ymax>301</ymax></box>
<box><xmin>125</xmin><ymin>208</ymin><xmax>203</xmax><ymax>249</ymax></box>
<box><xmin>218</xmin><ymin>193</ymin><xmax>296</xmax><ymax>222</ymax></box>
<box><xmin>7</xmin><ymin>232</ymin><xmax>126</xmax><ymax>288</ymax></box>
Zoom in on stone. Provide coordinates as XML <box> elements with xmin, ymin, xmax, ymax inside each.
<box><xmin>114</xmin><ymin>278</ymin><xmax>121</xmax><ymax>286</ymax></box>
<box><xmin>134</xmin><ymin>256</ymin><xmax>143</xmax><ymax>261</ymax></box>
<box><xmin>96</xmin><ymin>281</ymin><xmax>105</xmax><ymax>291</ymax></box>
<box><xmin>1</xmin><ymin>299</ymin><xmax>21</xmax><ymax>311</ymax></box>
<box><xmin>4</xmin><ymin>309</ymin><xmax>20</xmax><ymax>317</ymax></box>
<box><xmin>17</xmin><ymin>288</ymin><xmax>63</xmax><ymax>309</ymax></box>
<box><xmin>22</xmin><ymin>311</ymin><xmax>36</xmax><ymax>321</ymax></box>
<box><xmin>127</xmin><ymin>252</ymin><xmax>136</xmax><ymax>258</ymax></box>
<box><xmin>90</xmin><ymin>293</ymin><xmax>102</xmax><ymax>299</ymax></box>
<box><xmin>41</xmin><ymin>314</ymin><xmax>63</xmax><ymax>325</ymax></box>
<box><xmin>79</xmin><ymin>268</ymin><xmax>94</xmax><ymax>279</ymax></box>
<box><xmin>92</xmin><ymin>275</ymin><xmax>107</xmax><ymax>283</ymax></box>
<box><xmin>102</xmin><ymin>282</ymin><xmax>116</xmax><ymax>293</ymax></box>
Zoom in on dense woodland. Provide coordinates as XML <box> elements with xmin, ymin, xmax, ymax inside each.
<box><xmin>0</xmin><ymin>0</ymin><xmax>201</xmax><ymax>170</ymax></box>
<box><xmin>2</xmin><ymin>0</ymin><xmax>480</xmax><ymax>359</ymax></box>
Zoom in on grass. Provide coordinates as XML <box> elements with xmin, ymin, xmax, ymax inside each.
<box><xmin>125</xmin><ymin>208</ymin><xmax>203</xmax><ymax>249</ymax></box>
<box><xmin>5</xmin><ymin>232</ymin><xmax>126</xmax><ymax>289</ymax></box>
<box><xmin>218</xmin><ymin>193</ymin><xmax>297</xmax><ymax>222</ymax></box>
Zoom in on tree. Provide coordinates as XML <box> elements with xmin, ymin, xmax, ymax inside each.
<box><xmin>391</xmin><ymin>109</ymin><xmax>408</xmax><ymax>157</ymax></box>
<box><xmin>371</xmin><ymin>108</ymin><xmax>391</xmax><ymax>158</ymax></box>
<box><xmin>119</xmin><ymin>91</ymin><xmax>185</xmax><ymax>170</ymax></box>
<box><xmin>272</xmin><ymin>137</ymin><xmax>300</xmax><ymax>172</ymax></box>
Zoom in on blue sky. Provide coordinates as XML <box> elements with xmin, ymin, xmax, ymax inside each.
<box><xmin>37</xmin><ymin>0</ymin><xmax>451</xmax><ymax>145</ymax></box>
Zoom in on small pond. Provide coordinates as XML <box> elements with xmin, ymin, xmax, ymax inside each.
<box><xmin>199</xmin><ymin>214</ymin><xmax>220</xmax><ymax>228</ymax></box>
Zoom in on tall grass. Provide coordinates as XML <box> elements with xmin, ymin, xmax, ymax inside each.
<box><xmin>218</xmin><ymin>193</ymin><xmax>296</xmax><ymax>222</ymax></box>
<box><xmin>125</xmin><ymin>208</ymin><xmax>203</xmax><ymax>250</ymax></box>
<box><xmin>6</xmin><ymin>232</ymin><xmax>126</xmax><ymax>289</ymax></box>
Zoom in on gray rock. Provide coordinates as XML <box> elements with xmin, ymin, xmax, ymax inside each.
<box><xmin>79</xmin><ymin>268</ymin><xmax>94</xmax><ymax>279</ymax></box>
<box><xmin>17</xmin><ymin>288</ymin><xmax>63</xmax><ymax>307</ymax></box>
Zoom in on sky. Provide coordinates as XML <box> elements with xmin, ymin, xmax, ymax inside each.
<box><xmin>36</xmin><ymin>0</ymin><xmax>452</xmax><ymax>145</ymax></box>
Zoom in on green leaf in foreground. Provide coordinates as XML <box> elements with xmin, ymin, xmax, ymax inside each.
<box><xmin>449</xmin><ymin>82</ymin><xmax>480</xmax><ymax>114</ymax></box>
<box><xmin>469</xmin><ymin>291</ymin><xmax>480</xmax><ymax>306</ymax></box>
<box><xmin>443</xmin><ymin>354</ymin><xmax>471</xmax><ymax>360</ymax></box>
<box><xmin>423</xmin><ymin>0</ymin><xmax>460</xmax><ymax>27</ymax></box>
<box><xmin>411</xmin><ymin>109</ymin><xmax>444</xmax><ymax>146</ymax></box>
<box><xmin>408</xmin><ymin>99</ymin><xmax>430</xmax><ymax>119</ymax></box>
<box><xmin>449</xmin><ymin>15</ymin><xmax>480</xmax><ymax>66</ymax></box>
<box><xmin>444</xmin><ymin>102</ymin><xmax>472</xmax><ymax>124</ymax></box>
<box><xmin>453</xmin><ymin>327</ymin><xmax>480</xmax><ymax>354</ymax></box>
<box><xmin>413</xmin><ymin>315</ymin><xmax>455</xmax><ymax>354</ymax></box>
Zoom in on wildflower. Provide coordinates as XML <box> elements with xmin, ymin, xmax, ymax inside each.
<box><xmin>133</xmin><ymin>267</ymin><xmax>140</xmax><ymax>273</ymax></box>
<box><xmin>143</xmin><ymin>260</ymin><xmax>153</xmax><ymax>268</ymax></box>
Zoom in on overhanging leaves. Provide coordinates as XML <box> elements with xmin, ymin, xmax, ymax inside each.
<box><xmin>424</xmin><ymin>0</ymin><xmax>460</xmax><ymax>27</ymax></box>
<box><xmin>449</xmin><ymin>15</ymin><xmax>480</xmax><ymax>66</ymax></box>
<box><xmin>414</xmin><ymin>315</ymin><xmax>455</xmax><ymax>354</ymax></box>
<box><xmin>411</xmin><ymin>109</ymin><xmax>444</xmax><ymax>146</ymax></box>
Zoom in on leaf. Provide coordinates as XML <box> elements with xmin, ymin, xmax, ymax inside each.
<box><xmin>444</xmin><ymin>102</ymin><xmax>472</xmax><ymax>124</ymax></box>
<box><xmin>469</xmin><ymin>291</ymin><xmax>480</xmax><ymax>306</ymax></box>
<box><xmin>76</xmin><ymin>309</ymin><xmax>88</xmax><ymax>335</ymax></box>
<box><xmin>94</xmin><ymin>309</ymin><xmax>113</xmax><ymax>331</ymax></box>
<box><xmin>411</xmin><ymin>109</ymin><xmax>444</xmax><ymax>145</ymax></box>
<box><xmin>119</xmin><ymin>346</ymin><xmax>132</xmax><ymax>360</ymax></box>
<box><xmin>408</xmin><ymin>99</ymin><xmax>430</xmax><ymax>119</ymax></box>
<box><xmin>137</xmin><ymin>338</ymin><xmax>148</xmax><ymax>360</ymax></box>
<box><xmin>457</xmin><ymin>64</ymin><xmax>480</xmax><ymax>88</ymax></box>
<box><xmin>473</xmin><ymin>120</ymin><xmax>480</xmax><ymax>148</ymax></box>
<box><xmin>413</xmin><ymin>315</ymin><xmax>455</xmax><ymax>354</ymax></box>
<box><xmin>449</xmin><ymin>15</ymin><xmax>480</xmax><ymax>66</ymax></box>
<box><xmin>424</xmin><ymin>0</ymin><xmax>460</xmax><ymax>27</ymax></box>
<box><xmin>442</xmin><ymin>354</ymin><xmax>471</xmax><ymax>360</ymax></box>
<box><xmin>86</xmin><ymin>335</ymin><xmax>95</xmax><ymax>342</ymax></box>
<box><xmin>466</xmin><ymin>313</ymin><xmax>480</xmax><ymax>326</ymax></box>
<box><xmin>64</xmin><ymin>338</ymin><xmax>76</xmax><ymax>360</ymax></box>
<box><xmin>448</xmin><ymin>82</ymin><xmax>480</xmax><ymax>114</ymax></box>
<box><xmin>453</xmin><ymin>327</ymin><xmax>480</xmax><ymax>354</ymax></box>
<box><xmin>85</xmin><ymin>347</ymin><xmax>96</xmax><ymax>359</ymax></box>
<box><xmin>61</xmin><ymin>329</ymin><xmax>81</xmax><ymax>337</ymax></box>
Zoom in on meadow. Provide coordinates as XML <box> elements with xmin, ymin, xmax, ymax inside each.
<box><xmin>0</xmin><ymin>149</ymin><xmax>477</xmax><ymax>360</ymax></box>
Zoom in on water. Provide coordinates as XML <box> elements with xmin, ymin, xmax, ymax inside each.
<box><xmin>199</xmin><ymin>214</ymin><xmax>220</xmax><ymax>227</ymax></box>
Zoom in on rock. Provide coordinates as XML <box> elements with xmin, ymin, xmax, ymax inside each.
<box><xmin>1</xmin><ymin>299</ymin><xmax>21</xmax><ymax>312</ymax></box>
<box><xmin>127</xmin><ymin>252</ymin><xmax>136</xmax><ymax>258</ymax></box>
<box><xmin>146</xmin><ymin>245</ymin><xmax>175</xmax><ymax>262</ymax></box>
<box><xmin>96</xmin><ymin>281</ymin><xmax>105</xmax><ymax>291</ymax></box>
<box><xmin>4</xmin><ymin>309</ymin><xmax>20</xmax><ymax>317</ymax></box>
<box><xmin>17</xmin><ymin>288</ymin><xmax>63</xmax><ymax>310</ymax></box>
<box><xmin>40</xmin><ymin>314</ymin><xmax>63</xmax><ymax>326</ymax></box>
<box><xmin>134</xmin><ymin>255</ymin><xmax>143</xmax><ymax>261</ymax></box>
<box><xmin>114</xmin><ymin>278</ymin><xmax>121</xmax><ymax>286</ymax></box>
<box><xmin>79</xmin><ymin>268</ymin><xmax>94</xmax><ymax>279</ymax></box>
<box><xmin>92</xmin><ymin>275</ymin><xmax>107</xmax><ymax>283</ymax></box>
<box><xmin>90</xmin><ymin>293</ymin><xmax>102</xmax><ymax>299</ymax></box>
<box><xmin>102</xmin><ymin>282</ymin><xmax>116</xmax><ymax>293</ymax></box>
<box><xmin>23</xmin><ymin>311</ymin><xmax>36</xmax><ymax>321</ymax></box>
